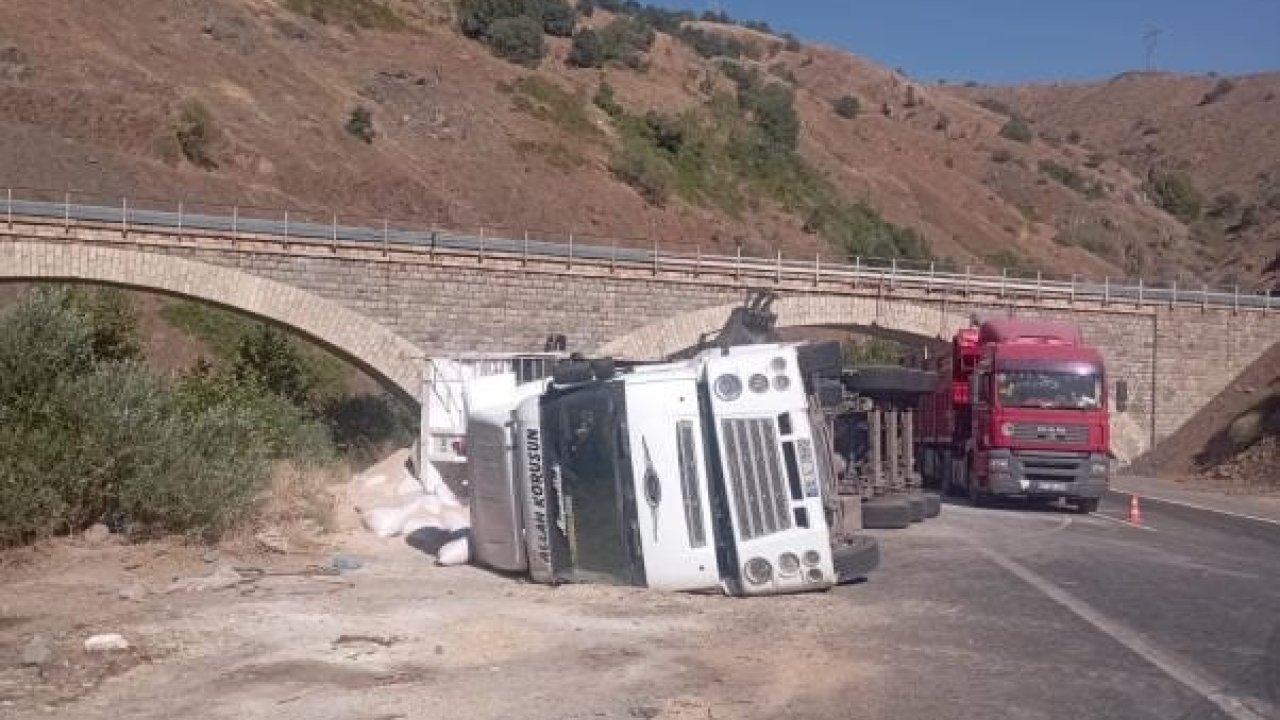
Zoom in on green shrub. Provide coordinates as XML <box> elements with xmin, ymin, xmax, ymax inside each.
<box><xmin>457</xmin><ymin>0</ymin><xmax>527</xmax><ymax>38</ymax></box>
<box><xmin>597</xmin><ymin>16</ymin><xmax>656</xmax><ymax>66</ymax></box>
<box><xmin>678</xmin><ymin>26</ymin><xmax>746</xmax><ymax>59</ymax></box>
<box><xmin>1147</xmin><ymin>170</ymin><xmax>1202</xmax><ymax>222</ymax></box>
<box><xmin>486</xmin><ymin>15</ymin><xmax>546</xmax><ymax>65</ymax></box>
<box><xmin>540</xmin><ymin>0</ymin><xmax>576</xmax><ymax>37</ymax></box>
<box><xmin>978</xmin><ymin>97</ymin><xmax>1013</xmax><ymax>116</ymax></box>
<box><xmin>593</xmin><ymin>80</ymin><xmax>622</xmax><ymax>116</ymax></box>
<box><xmin>998</xmin><ymin>115</ymin><xmax>1033</xmax><ymax>143</ymax></box>
<box><xmin>568</xmin><ymin>28</ymin><xmax>605</xmax><ymax>67</ymax></box>
<box><xmin>1066</xmin><ymin>129</ymin><xmax>1083</xmax><ymax>144</ymax></box>
<box><xmin>781</xmin><ymin>33</ymin><xmax>802</xmax><ymax>52</ymax></box>
<box><xmin>507</xmin><ymin>75</ymin><xmax>598</xmax><ymax>137</ymax></box>
<box><xmin>175</xmin><ymin>100</ymin><xmax>218</xmax><ymax>168</ymax></box>
<box><xmin>843</xmin><ymin>338</ymin><xmax>904</xmax><ymax>367</ymax></box>
<box><xmin>833</xmin><ymin>94</ymin><xmax>861</xmax><ymax>119</ymax></box>
<box><xmin>611</xmin><ymin>141</ymin><xmax>673</xmax><ymax>205</ymax></box>
<box><xmin>281</xmin><ymin>0</ymin><xmax>406</xmax><ymax>30</ymax></box>
<box><xmin>345</xmin><ymin>105</ymin><xmax>376</xmax><ymax>143</ymax></box>
<box><xmin>1199</xmin><ymin>78</ymin><xmax>1235</xmax><ymax>106</ymax></box>
<box><xmin>1037</xmin><ymin>159</ymin><xmax>1087</xmax><ymax>193</ymax></box>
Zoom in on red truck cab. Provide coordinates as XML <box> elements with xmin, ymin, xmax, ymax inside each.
<box><xmin>917</xmin><ymin>319</ymin><xmax>1111</xmax><ymax>512</ymax></box>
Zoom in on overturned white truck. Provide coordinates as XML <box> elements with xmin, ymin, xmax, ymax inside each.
<box><xmin>439</xmin><ymin>343</ymin><xmax>880</xmax><ymax>596</ymax></box>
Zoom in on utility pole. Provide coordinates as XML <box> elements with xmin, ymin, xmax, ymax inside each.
<box><xmin>1143</xmin><ymin>28</ymin><xmax>1162</xmax><ymax>72</ymax></box>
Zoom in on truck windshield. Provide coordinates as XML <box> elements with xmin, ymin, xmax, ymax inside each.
<box><xmin>995</xmin><ymin>369</ymin><xmax>1102</xmax><ymax>410</ymax></box>
<box><xmin>540</xmin><ymin>385</ymin><xmax>644</xmax><ymax>586</ymax></box>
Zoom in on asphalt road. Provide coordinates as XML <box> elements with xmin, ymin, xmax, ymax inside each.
<box><xmin>836</xmin><ymin>490</ymin><xmax>1280</xmax><ymax>720</ymax></box>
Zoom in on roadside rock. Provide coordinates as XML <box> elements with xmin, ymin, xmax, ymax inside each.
<box><xmin>19</xmin><ymin>635</ymin><xmax>52</xmax><ymax>668</ymax></box>
<box><xmin>166</xmin><ymin>563</ymin><xmax>243</xmax><ymax>593</ymax></box>
<box><xmin>255</xmin><ymin>529</ymin><xmax>290</xmax><ymax>554</ymax></box>
<box><xmin>118</xmin><ymin>582</ymin><xmax>149</xmax><ymax>603</ymax></box>
<box><xmin>0</xmin><ymin>44</ymin><xmax>31</xmax><ymax>82</ymax></box>
<box><xmin>83</xmin><ymin>634</ymin><xmax>130</xmax><ymax>653</ymax></box>
<box><xmin>83</xmin><ymin>523</ymin><xmax>111</xmax><ymax>545</ymax></box>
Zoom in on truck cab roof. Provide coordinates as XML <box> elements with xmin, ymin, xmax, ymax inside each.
<box><xmin>979</xmin><ymin>319</ymin><xmax>1083</xmax><ymax>346</ymax></box>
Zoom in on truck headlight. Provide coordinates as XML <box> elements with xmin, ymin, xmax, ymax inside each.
<box><xmin>778</xmin><ymin>553</ymin><xmax>801</xmax><ymax>576</ymax></box>
<box><xmin>748</xmin><ymin>373</ymin><xmax>769</xmax><ymax>394</ymax></box>
<box><xmin>806</xmin><ymin>568</ymin><xmax>825</xmax><ymax>583</ymax></box>
<box><xmin>770</xmin><ymin>357</ymin><xmax>787</xmax><ymax>373</ymax></box>
<box><xmin>772</xmin><ymin>374</ymin><xmax>791</xmax><ymax>392</ymax></box>
<box><xmin>989</xmin><ymin>457</ymin><xmax>1011</xmax><ymax>472</ymax></box>
<box><xmin>714</xmin><ymin>374</ymin><xmax>743</xmax><ymax>401</ymax></box>
<box><xmin>802</xmin><ymin>550</ymin><xmax>822</xmax><ymax>567</ymax></box>
<box><xmin>1089</xmin><ymin>460</ymin><xmax>1109</xmax><ymax>476</ymax></box>
<box><xmin>1000</xmin><ymin>423</ymin><xmax>1015</xmax><ymax>437</ymax></box>
<box><xmin>744</xmin><ymin>557</ymin><xmax>773</xmax><ymax>585</ymax></box>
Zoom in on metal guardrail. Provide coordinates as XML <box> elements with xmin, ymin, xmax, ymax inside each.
<box><xmin>2</xmin><ymin>187</ymin><xmax>1276</xmax><ymax>312</ymax></box>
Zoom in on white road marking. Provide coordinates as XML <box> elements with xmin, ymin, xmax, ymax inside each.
<box><xmin>976</xmin><ymin>544</ymin><xmax>1272</xmax><ymax>720</ymax></box>
<box><xmin>1117</xmin><ymin>492</ymin><xmax>1280</xmax><ymax>528</ymax></box>
<box><xmin>1089</xmin><ymin>511</ymin><xmax>1158</xmax><ymax>532</ymax></box>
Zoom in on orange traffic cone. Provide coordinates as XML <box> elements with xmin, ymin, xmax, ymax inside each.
<box><xmin>1126</xmin><ymin>494</ymin><xmax>1143</xmax><ymax>526</ymax></box>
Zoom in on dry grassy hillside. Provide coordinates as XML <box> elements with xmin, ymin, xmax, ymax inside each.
<box><xmin>0</xmin><ymin>0</ymin><xmax>1261</xmax><ymax>284</ymax></box>
<box><xmin>951</xmin><ymin>72</ymin><xmax>1280</xmax><ymax>290</ymax></box>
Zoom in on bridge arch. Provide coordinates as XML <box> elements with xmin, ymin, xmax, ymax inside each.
<box><xmin>597</xmin><ymin>294</ymin><xmax>972</xmax><ymax>360</ymax></box>
<box><xmin>1</xmin><ymin>241</ymin><xmax>425</xmax><ymax>401</ymax></box>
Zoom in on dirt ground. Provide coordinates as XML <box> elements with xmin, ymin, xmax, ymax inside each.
<box><xmin>0</xmin><ymin>523</ymin><xmax>879</xmax><ymax>720</ymax></box>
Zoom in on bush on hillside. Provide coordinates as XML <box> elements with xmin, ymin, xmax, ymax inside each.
<box><xmin>679</xmin><ymin>27</ymin><xmax>746</xmax><ymax>59</ymax></box>
<box><xmin>593</xmin><ymin>80</ymin><xmax>622</xmax><ymax>117</ymax></box>
<box><xmin>175</xmin><ymin>100</ymin><xmax>218</xmax><ymax>169</ymax></box>
<box><xmin>345</xmin><ymin>105</ymin><xmax>376</xmax><ymax>143</ymax></box>
<box><xmin>539</xmin><ymin>0</ymin><xmax>576</xmax><ymax>37</ymax></box>
<box><xmin>568</xmin><ymin>28</ymin><xmax>605</xmax><ymax>67</ymax></box>
<box><xmin>998</xmin><ymin>115</ymin><xmax>1033</xmax><ymax>143</ymax></box>
<box><xmin>1147</xmin><ymin>170</ymin><xmax>1202</xmax><ymax>222</ymax></box>
<box><xmin>1198</xmin><ymin>78</ymin><xmax>1235</xmax><ymax>106</ymax></box>
<box><xmin>833</xmin><ymin>94</ymin><xmax>861</xmax><ymax>119</ymax></box>
<box><xmin>485</xmin><ymin>15</ymin><xmax>546</xmax><ymax>66</ymax></box>
<box><xmin>1037</xmin><ymin>159</ymin><xmax>1087</xmax><ymax>193</ymax></box>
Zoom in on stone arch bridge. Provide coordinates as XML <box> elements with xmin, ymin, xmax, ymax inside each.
<box><xmin>1</xmin><ymin>207</ymin><xmax>1276</xmax><ymax>463</ymax></box>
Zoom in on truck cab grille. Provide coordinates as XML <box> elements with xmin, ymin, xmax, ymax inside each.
<box><xmin>720</xmin><ymin>418</ymin><xmax>792</xmax><ymax>540</ymax></box>
<box><xmin>1010</xmin><ymin>423</ymin><xmax>1089</xmax><ymax>444</ymax></box>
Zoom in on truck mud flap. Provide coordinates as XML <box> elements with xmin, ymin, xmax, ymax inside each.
<box><xmin>861</xmin><ymin>497</ymin><xmax>913</xmax><ymax>529</ymax></box>
<box><xmin>833</xmin><ymin>535</ymin><xmax>880</xmax><ymax>583</ymax></box>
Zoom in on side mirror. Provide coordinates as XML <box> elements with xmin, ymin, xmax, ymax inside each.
<box><xmin>1114</xmin><ymin>380</ymin><xmax>1129</xmax><ymax>413</ymax></box>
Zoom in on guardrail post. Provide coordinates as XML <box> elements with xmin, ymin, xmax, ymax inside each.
<box><xmin>814</xmin><ymin>253</ymin><xmax>820</xmax><ymax>286</ymax></box>
<box><xmin>1103</xmin><ymin>276</ymin><xmax>1110</xmax><ymax>305</ymax></box>
<box><xmin>1171</xmin><ymin>280</ymin><xmax>1177</xmax><ymax>308</ymax></box>
<box><xmin>1035</xmin><ymin>271</ymin><xmax>1042</xmax><ymax>302</ymax></box>
<box><xmin>281</xmin><ymin>209</ymin><xmax>287</xmax><ymax>244</ymax></box>
<box><xmin>480</xmin><ymin>226</ymin><xmax>487</xmax><ymax>265</ymax></box>
<box><xmin>1233</xmin><ymin>285</ymin><xmax>1239</xmax><ymax>314</ymax></box>
<box><xmin>6</xmin><ymin>188</ymin><xmax>11</xmax><ymax>229</ymax></box>
<box><xmin>927</xmin><ymin>261</ymin><xmax>935</xmax><ymax>293</ymax></box>
<box><xmin>566</xmin><ymin>231</ymin><xmax>572</xmax><ymax>269</ymax></box>
<box><xmin>609</xmin><ymin>237</ymin><xmax>616</xmax><ymax>273</ymax></box>
<box><xmin>331</xmin><ymin>213</ymin><xmax>338</xmax><ymax>251</ymax></box>
<box><xmin>64</xmin><ymin>192</ymin><xmax>70</xmax><ymax>233</ymax></box>
<box><xmin>523</xmin><ymin>230</ymin><xmax>529</xmax><ymax>266</ymax></box>
<box><xmin>382</xmin><ymin>219</ymin><xmax>389</xmax><ymax>257</ymax></box>
<box><xmin>964</xmin><ymin>265</ymin><xmax>971</xmax><ymax>297</ymax></box>
<box><xmin>232</xmin><ymin>205</ymin><xmax>238</xmax><ymax>243</ymax></box>
<box><xmin>653</xmin><ymin>237</ymin><xmax>659</xmax><ymax>275</ymax></box>
<box><xmin>1202</xmin><ymin>285</ymin><xmax>1208</xmax><ymax>312</ymax></box>
<box><xmin>853</xmin><ymin>256</ymin><xmax>860</xmax><ymax>290</ymax></box>
<box><xmin>121</xmin><ymin>196</ymin><xmax>128</xmax><ymax>238</ymax></box>
<box><xmin>775</xmin><ymin>249</ymin><xmax>782</xmax><ymax>283</ymax></box>
<box><xmin>696</xmin><ymin>245</ymin><xmax>702</xmax><ymax>277</ymax></box>
<box><xmin>178</xmin><ymin>200</ymin><xmax>185</xmax><ymax>234</ymax></box>
<box><xmin>1000</xmin><ymin>267</ymin><xmax>1007</xmax><ymax>298</ymax></box>
<box><xmin>1070</xmin><ymin>274</ymin><xmax>1076</xmax><ymax>304</ymax></box>
<box><xmin>891</xmin><ymin>257</ymin><xmax>898</xmax><ymax>290</ymax></box>
<box><xmin>1137</xmin><ymin>278</ymin><xmax>1144</xmax><ymax>306</ymax></box>
<box><xmin>736</xmin><ymin>245</ymin><xmax>742</xmax><ymax>283</ymax></box>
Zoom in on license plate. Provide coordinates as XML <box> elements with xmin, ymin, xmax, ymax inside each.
<box><xmin>1037</xmin><ymin>482</ymin><xmax>1068</xmax><ymax>493</ymax></box>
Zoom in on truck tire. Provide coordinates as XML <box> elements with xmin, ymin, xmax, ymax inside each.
<box><xmin>906</xmin><ymin>494</ymin><xmax>927</xmax><ymax>522</ymax></box>
<box><xmin>832</xmin><ymin>535</ymin><xmax>880</xmax><ymax>583</ymax></box>
<box><xmin>923</xmin><ymin>492</ymin><xmax>942</xmax><ymax>518</ymax></box>
<box><xmin>1074</xmin><ymin>498</ymin><xmax>1100</xmax><ymax>514</ymax></box>
<box><xmin>861</xmin><ymin>497</ymin><xmax>913</xmax><ymax>529</ymax></box>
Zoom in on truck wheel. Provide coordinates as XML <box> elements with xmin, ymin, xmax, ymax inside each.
<box><xmin>861</xmin><ymin>497</ymin><xmax>913</xmax><ymax>529</ymax></box>
<box><xmin>923</xmin><ymin>492</ymin><xmax>942</xmax><ymax>518</ymax></box>
<box><xmin>832</xmin><ymin>535</ymin><xmax>880</xmax><ymax>583</ymax></box>
<box><xmin>1074</xmin><ymin>498</ymin><xmax>1100</xmax><ymax>514</ymax></box>
<box><xmin>906</xmin><ymin>494</ymin><xmax>927</xmax><ymax>522</ymax></box>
